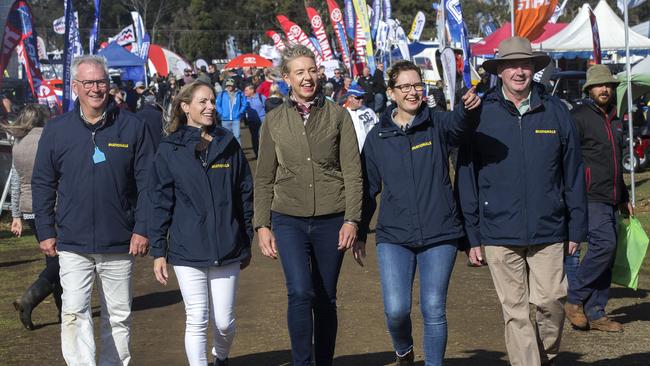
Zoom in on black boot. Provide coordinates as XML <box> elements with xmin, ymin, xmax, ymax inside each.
<box><xmin>13</xmin><ymin>277</ymin><xmax>53</xmax><ymax>330</ymax></box>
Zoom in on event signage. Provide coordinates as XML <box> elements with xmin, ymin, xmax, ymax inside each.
<box><xmin>131</xmin><ymin>12</ymin><xmax>145</xmax><ymax>56</ymax></box>
<box><xmin>514</xmin><ymin>0</ymin><xmax>558</xmax><ymax>40</ymax></box>
<box><xmin>344</xmin><ymin>0</ymin><xmax>356</xmax><ymax>41</ymax></box>
<box><xmin>589</xmin><ymin>6</ymin><xmax>602</xmax><ymax>64</ymax></box>
<box><xmin>444</xmin><ymin>0</ymin><xmax>471</xmax><ymax>87</ymax></box>
<box><xmin>53</xmin><ymin>16</ymin><xmax>65</xmax><ymax>35</ymax></box>
<box><xmin>109</xmin><ymin>25</ymin><xmax>136</xmax><ymax>46</ymax></box>
<box><xmin>63</xmin><ymin>0</ymin><xmax>84</xmax><ymax>112</ymax></box>
<box><xmin>383</xmin><ymin>0</ymin><xmax>392</xmax><ymax>21</ymax></box>
<box><xmin>265</xmin><ymin>30</ymin><xmax>287</xmax><ymax>51</ymax></box>
<box><xmin>352</xmin><ymin>16</ymin><xmax>366</xmax><ymax>77</ymax></box>
<box><xmin>371</xmin><ymin>0</ymin><xmax>382</xmax><ymax>40</ymax></box>
<box><xmin>306</xmin><ymin>7</ymin><xmax>334</xmax><ymax>61</ymax></box>
<box><xmin>440</xmin><ymin>47</ymin><xmax>456</xmax><ymax>110</ymax></box>
<box><xmin>352</xmin><ymin>0</ymin><xmax>376</xmax><ymax>73</ymax></box>
<box><xmin>90</xmin><ymin>0</ymin><xmax>101</xmax><ymax>54</ymax></box>
<box><xmin>277</xmin><ymin>15</ymin><xmax>324</xmax><ymax>65</ymax></box>
<box><xmin>326</xmin><ymin>0</ymin><xmax>353</xmax><ymax>75</ymax></box>
<box><xmin>408</xmin><ymin>11</ymin><xmax>426</xmax><ymax>42</ymax></box>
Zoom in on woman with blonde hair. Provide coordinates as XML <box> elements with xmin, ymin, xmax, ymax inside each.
<box><xmin>148</xmin><ymin>81</ymin><xmax>253</xmax><ymax>366</ymax></box>
<box><xmin>3</xmin><ymin>104</ymin><xmax>61</xmax><ymax>330</ymax></box>
<box><xmin>254</xmin><ymin>45</ymin><xmax>363</xmax><ymax>366</ymax></box>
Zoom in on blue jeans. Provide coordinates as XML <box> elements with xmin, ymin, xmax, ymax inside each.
<box><xmin>272</xmin><ymin>212</ymin><xmax>345</xmax><ymax>366</ymax></box>
<box><xmin>247</xmin><ymin>117</ymin><xmax>262</xmax><ymax>158</ymax></box>
<box><xmin>221</xmin><ymin>119</ymin><xmax>241</xmax><ymax>144</ymax></box>
<box><xmin>567</xmin><ymin>202</ymin><xmax>618</xmax><ymax>321</ymax></box>
<box><xmin>377</xmin><ymin>241</ymin><xmax>457</xmax><ymax>366</ymax></box>
<box><xmin>564</xmin><ymin>248</ymin><xmax>581</xmax><ymax>294</ymax></box>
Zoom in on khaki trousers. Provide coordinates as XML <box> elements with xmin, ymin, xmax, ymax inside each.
<box><xmin>484</xmin><ymin>243</ymin><xmax>567</xmax><ymax>366</ymax></box>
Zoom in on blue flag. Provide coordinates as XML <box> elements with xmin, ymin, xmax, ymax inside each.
<box><xmin>90</xmin><ymin>0</ymin><xmax>101</xmax><ymax>54</ymax></box>
<box><xmin>444</xmin><ymin>0</ymin><xmax>471</xmax><ymax>87</ymax></box>
<box><xmin>63</xmin><ymin>0</ymin><xmax>83</xmax><ymax>112</ymax></box>
<box><xmin>344</xmin><ymin>0</ymin><xmax>356</xmax><ymax>41</ymax></box>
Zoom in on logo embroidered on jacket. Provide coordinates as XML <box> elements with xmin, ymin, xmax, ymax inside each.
<box><xmin>108</xmin><ymin>143</ymin><xmax>129</xmax><ymax>148</ymax></box>
<box><xmin>211</xmin><ymin>163</ymin><xmax>231</xmax><ymax>169</ymax></box>
<box><xmin>535</xmin><ymin>129</ymin><xmax>557</xmax><ymax>134</ymax></box>
<box><xmin>411</xmin><ymin>141</ymin><xmax>432</xmax><ymax>150</ymax></box>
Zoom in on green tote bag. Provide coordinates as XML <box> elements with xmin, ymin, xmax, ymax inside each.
<box><xmin>612</xmin><ymin>216</ymin><xmax>650</xmax><ymax>290</ymax></box>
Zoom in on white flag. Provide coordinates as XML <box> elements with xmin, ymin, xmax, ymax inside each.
<box><xmin>618</xmin><ymin>0</ymin><xmax>647</xmax><ymax>12</ymax></box>
<box><xmin>408</xmin><ymin>11</ymin><xmax>426</xmax><ymax>42</ymax></box>
<box><xmin>109</xmin><ymin>25</ymin><xmax>136</xmax><ymax>46</ymax></box>
<box><xmin>549</xmin><ymin>0</ymin><xmax>568</xmax><ymax>23</ymax></box>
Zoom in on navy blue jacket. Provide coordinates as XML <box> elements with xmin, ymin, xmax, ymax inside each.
<box><xmin>456</xmin><ymin>82</ymin><xmax>588</xmax><ymax>247</ymax></box>
<box><xmin>136</xmin><ymin>105</ymin><xmax>164</xmax><ymax>150</ymax></box>
<box><xmin>32</xmin><ymin>101</ymin><xmax>154</xmax><ymax>253</ymax></box>
<box><xmin>359</xmin><ymin>102</ymin><xmax>479</xmax><ymax>247</ymax></box>
<box><xmin>148</xmin><ymin>125</ymin><xmax>253</xmax><ymax>267</ymax></box>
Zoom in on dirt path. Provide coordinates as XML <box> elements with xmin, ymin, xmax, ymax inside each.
<box><xmin>2</xmin><ymin>125</ymin><xmax>650</xmax><ymax>365</ymax></box>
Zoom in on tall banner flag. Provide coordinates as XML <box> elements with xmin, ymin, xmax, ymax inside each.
<box><xmin>63</xmin><ymin>0</ymin><xmax>83</xmax><ymax>112</ymax></box>
<box><xmin>90</xmin><ymin>0</ymin><xmax>101</xmax><ymax>54</ymax></box>
<box><xmin>440</xmin><ymin>47</ymin><xmax>456</xmax><ymax>110</ymax></box>
<box><xmin>408</xmin><ymin>11</ymin><xmax>426</xmax><ymax>42</ymax></box>
<box><xmin>109</xmin><ymin>25</ymin><xmax>136</xmax><ymax>46</ymax></box>
<box><xmin>326</xmin><ymin>0</ymin><xmax>353</xmax><ymax>74</ymax></box>
<box><xmin>352</xmin><ymin>0</ymin><xmax>376</xmax><ymax>73</ymax></box>
<box><xmin>371</xmin><ymin>0</ymin><xmax>382</xmax><ymax>40</ymax></box>
<box><xmin>376</xmin><ymin>19</ymin><xmax>389</xmax><ymax>52</ymax></box>
<box><xmin>0</xmin><ymin>0</ymin><xmax>23</xmax><ymax>83</ymax></box>
<box><xmin>131</xmin><ymin>12</ymin><xmax>145</xmax><ymax>56</ymax></box>
<box><xmin>139</xmin><ymin>33</ymin><xmax>150</xmax><ymax>60</ymax></box>
<box><xmin>618</xmin><ymin>0</ymin><xmax>647</xmax><ymax>12</ymax></box>
<box><xmin>445</xmin><ymin>0</ymin><xmax>471</xmax><ymax>87</ymax></box>
<box><xmin>266</xmin><ymin>30</ymin><xmax>287</xmax><ymax>51</ymax></box>
<box><xmin>514</xmin><ymin>0</ymin><xmax>558</xmax><ymax>40</ymax></box>
<box><xmin>383</xmin><ymin>0</ymin><xmax>392</xmax><ymax>21</ymax></box>
<box><xmin>352</xmin><ymin>17</ymin><xmax>366</xmax><ymax>77</ymax></box>
<box><xmin>549</xmin><ymin>0</ymin><xmax>568</xmax><ymax>23</ymax></box>
<box><xmin>276</xmin><ymin>15</ymin><xmax>298</xmax><ymax>45</ymax></box>
<box><xmin>344</xmin><ymin>0</ymin><xmax>356</xmax><ymax>41</ymax></box>
<box><xmin>394</xmin><ymin>22</ymin><xmax>410</xmax><ymax>60</ymax></box>
<box><xmin>306</xmin><ymin>7</ymin><xmax>334</xmax><ymax>61</ymax></box>
<box><xmin>277</xmin><ymin>15</ymin><xmax>324</xmax><ymax>65</ymax></box>
<box><xmin>589</xmin><ymin>7</ymin><xmax>602</xmax><ymax>64</ymax></box>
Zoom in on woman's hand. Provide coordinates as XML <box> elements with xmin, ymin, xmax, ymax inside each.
<box><xmin>11</xmin><ymin>218</ymin><xmax>22</xmax><ymax>237</ymax></box>
<box><xmin>257</xmin><ymin>227</ymin><xmax>278</xmax><ymax>259</ymax></box>
<box><xmin>338</xmin><ymin>222</ymin><xmax>357</xmax><ymax>251</ymax></box>
<box><xmin>462</xmin><ymin>86</ymin><xmax>481</xmax><ymax>110</ymax></box>
<box><xmin>153</xmin><ymin>257</ymin><xmax>169</xmax><ymax>285</ymax></box>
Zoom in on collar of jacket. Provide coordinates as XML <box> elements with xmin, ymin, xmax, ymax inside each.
<box><xmin>377</xmin><ymin>102</ymin><xmax>430</xmax><ymax>137</ymax></box>
<box><xmin>284</xmin><ymin>92</ymin><xmax>326</xmax><ymax>110</ymax></box>
<box><xmin>74</xmin><ymin>99</ymin><xmax>120</xmax><ymax>131</ymax></box>
<box><xmin>163</xmin><ymin>124</ymin><xmax>233</xmax><ymax>157</ymax></box>
<box><xmin>582</xmin><ymin>97</ymin><xmax>617</xmax><ymax>120</ymax></box>
<box><xmin>484</xmin><ymin>79</ymin><xmax>547</xmax><ymax>115</ymax></box>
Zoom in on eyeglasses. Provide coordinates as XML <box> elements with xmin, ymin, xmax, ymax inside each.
<box><xmin>75</xmin><ymin>79</ymin><xmax>109</xmax><ymax>90</ymax></box>
<box><xmin>351</xmin><ymin>95</ymin><xmax>364</xmax><ymax>100</ymax></box>
<box><xmin>393</xmin><ymin>82</ymin><xmax>425</xmax><ymax>93</ymax></box>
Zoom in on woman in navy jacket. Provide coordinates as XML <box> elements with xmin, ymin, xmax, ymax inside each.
<box><xmin>148</xmin><ymin>81</ymin><xmax>253</xmax><ymax>366</ymax></box>
<box><xmin>354</xmin><ymin>61</ymin><xmax>480</xmax><ymax>366</ymax></box>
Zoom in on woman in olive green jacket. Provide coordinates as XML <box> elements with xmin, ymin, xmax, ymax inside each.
<box><xmin>253</xmin><ymin>45</ymin><xmax>363</xmax><ymax>366</ymax></box>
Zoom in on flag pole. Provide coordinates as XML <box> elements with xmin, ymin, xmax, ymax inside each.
<box><xmin>624</xmin><ymin>0</ymin><xmax>636</xmax><ymax>206</ymax></box>
<box><xmin>511</xmin><ymin>0</ymin><xmax>515</xmax><ymax>36</ymax></box>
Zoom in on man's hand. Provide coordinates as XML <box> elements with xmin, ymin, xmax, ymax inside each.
<box><xmin>40</xmin><ymin>238</ymin><xmax>57</xmax><ymax>257</ymax></box>
<box><xmin>258</xmin><ymin>227</ymin><xmax>278</xmax><ymax>259</ymax></box>
<box><xmin>338</xmin><ymin>223</ymin><xmax>357</xmax><ymax>251</ymax></box>
<box><xmin>129</xmin><ymin>233</ymin><xmax>149</xmax><ymax>257</ymax></box>
<box><xmin>462</xmin><ymin>86</ymin><xmax>481</xmax><ymax>110</ymax></box>
<box><xmin>566</xmin><ymin>241</ymin><xmax>580</xmax><ymax>256</ymax></box>
<box><xmin>466</xmin><ymin>246</ymin><xmax>485</xmax><ymax>267</ymax></box>
<box><xmin>11</xmin><ymin>218</ymin><xmax>22</xmax><ymax>237</ymax></box>
<box><xmin>352</xmin><ymin>240</ymin><xmax>366</xmax><ymax>267</ymax></box>
<box><xmin>153</xmin><ymin>257</ymin><xmax>169</xmax><ymax>285</ymax></box>
<box><xmin>620</xmin><ymin>201</ymin><xmax>634</xmax><ymax>217</ymax></box>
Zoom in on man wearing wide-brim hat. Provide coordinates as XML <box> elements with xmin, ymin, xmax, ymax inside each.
<box><xmin>456</xmin><ymin>36</ymin><xmax>588</xmax><ymax>366</ymax></box>
<box><xmin>564</xmin><ymin>64</ymin><xmax>632</xmax><ymax>334</ymax></box>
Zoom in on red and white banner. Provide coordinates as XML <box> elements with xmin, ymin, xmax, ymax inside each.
<box><xmin>353</xmin><ymin>17</ymin><xmax>366</xmax><ymax>77</ymax></box>
<box><xmin>588</xmin><ymin>7</ymin><xmax>602</xmax><ymax>64</ymax></box>
<box><xmin>109</xmin><ymin>25</ymin><xmax>136</xmax><ymax>46</ymax></box>
<box><xmin>326</xmin><ymin>0</ymin><xmax>353</xmax><ymax>74</ymax></box>
<box><xmin>265</xmin><ymin>29</ymin><xmax>287</xmax><ymax>51</ymax></box>
<box><xmin>306</xmin><ymin>7</ymin><xmax>334</xmax><ymax>61</ymax></box>
<box><xmin>277</xmin><ymin>14</ymin><xmax>324</xmax><ymax>65</ymax></box>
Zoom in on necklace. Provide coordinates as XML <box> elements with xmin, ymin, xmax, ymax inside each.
<box><xmin>199</xmin><ymin>145</ymin><xmax>209</xmax><ymax>167</ymax></box>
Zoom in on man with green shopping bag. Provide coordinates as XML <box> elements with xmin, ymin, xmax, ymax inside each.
<box><xmin>564</xmin><ymin>64</ymin><xmax>634</xmax><ymax>332</ymax></box>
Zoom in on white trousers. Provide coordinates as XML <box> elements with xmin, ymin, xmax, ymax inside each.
<box><xmin>174</xmin><ymin>263</ymin><xmax>240</xmax><ymax>366</ymax></box>
<box><xmin>58</xmin><ymin>251</ymin><xmax>134</xmax><ymax>366</ymax></box>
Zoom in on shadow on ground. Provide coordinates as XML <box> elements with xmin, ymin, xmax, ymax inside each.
<box><xmin>610</xmin><ymin>287</ymin><xmax>648</xmax><ymax>299</ymax></box>
<box><xmin>561</xmin><ymin>352</ymin><xmax>650</xmax><ymax>365</ymax></box>
<box><xmin>0</xmin><ymin>258</ymin><xmax>40</xmax><ymax>268</ymax></box>
<box><xmin>610</xmin><ymin>302</ymin><xmax>650</xmax><ymax>324</ymax></box>
<box><xmin>132</xmin><ymin>289</ymin><xmax>182</xmax><ymax>312</ymax></box>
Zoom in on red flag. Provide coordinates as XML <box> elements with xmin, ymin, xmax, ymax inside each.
<box><xmin>277</xmin><ymin>14</ymin><xmax>324</xmax><ymax>65</ymax></box>
<box><xmin>306</xmin><ymin>7</ymin><xmax>334</xmax><ymax>61</ymax></box>
<box><xmin>514</xmin><ymin>0</ymin><xmax>558</xmax><ymax>41</ymax></box>
<box><xmin>588</xmin><ymin>7</ymin><xmax>602</xmax><ymax>64</ymax></box>
<box><xmin>265</xmin><ymin>30</ymin><xmax>287</xmax><ymax>51</ymax></box>
<box><xmin>353</xmin><ymin>17</ymin><xmax>366</xmax><ymax>77</ymax></box>
<box><xmin>326</xmin><ymin>0</ymin><xmax>353</xmax><ymax>73</ymax></box>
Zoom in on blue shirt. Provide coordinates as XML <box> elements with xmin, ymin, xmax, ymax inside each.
<box><xmin>246</xmin><ymin>93</ymin><xmax>266</xmax><ymax>123</ymax></box>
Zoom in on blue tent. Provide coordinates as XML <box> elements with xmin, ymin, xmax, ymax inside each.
<box><xmin>97</xmin><ymin>42</ymin><xmax>145</xmax><ymax>82</ymax></box>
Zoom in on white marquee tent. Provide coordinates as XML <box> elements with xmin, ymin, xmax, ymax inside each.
<box><xmin>533</xmin><ymin>0</ymin><xmax>650</xmax><ymax>59</ymax></box>
<box><xmin>632</xmin><ymin>21</ymin><xmax>650</xmax><ymax>38</ymax></box>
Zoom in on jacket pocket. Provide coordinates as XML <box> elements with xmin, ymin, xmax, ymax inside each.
<box><xmin>274</xmin><ymin>166</ymin><xmax>296</xmax><ymax>184</ymax></box>
<box><xmin>323</xmin><ymin>169</ymin><xmax>344</xmax><ymax>182</ymax></box>
<box><xmin>585</xmin><ymin>167</ymin><xmax>591</xmax><ymax>193</ymax></box>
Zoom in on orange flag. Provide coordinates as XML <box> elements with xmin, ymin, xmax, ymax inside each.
<box><xmin>515</xmin><ymin>0</ymin><xmax>558</xmax><ymax>41</ymax></box>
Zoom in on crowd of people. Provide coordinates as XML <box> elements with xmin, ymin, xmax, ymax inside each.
<box><xmin>1</xmin><ymin>36</ymin><xmax>634</xmax><ymax>366</ymax></box>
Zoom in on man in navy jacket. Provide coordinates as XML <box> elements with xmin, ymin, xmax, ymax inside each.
<box><xmin>456</xmin><ymin>37</ymin><xmax>587</xmax><ymax>366</ymax></box>
<box><xmin>32</xmin><ymin>55</ymin><xmax>154</xmax><ymax>365</ymax></box>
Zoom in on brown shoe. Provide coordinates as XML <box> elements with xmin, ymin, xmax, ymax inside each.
<box><xmin>395</xmin><ymin>349</ymin><xmax>414</xmax><ymax>366</ymax></box>
<box><xmin>564</xmin><ymin>303</ymin><xmax>588</xmax><ymax>329</ymax></box>
<box><xmin>589</xmin><ymin>316</ymin><xmax>623</xmax><ymax>332</ymax></box>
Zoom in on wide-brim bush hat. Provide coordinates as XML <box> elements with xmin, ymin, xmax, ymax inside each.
<box><xmin>582</xmin><ymin>64</ymin><xmax>619</xmax><ymax>92</ymax></box>
<box><xmin>482</xmin><ymin>36</ymin><xmax>551</xmax><ymax>75</ymax></box>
